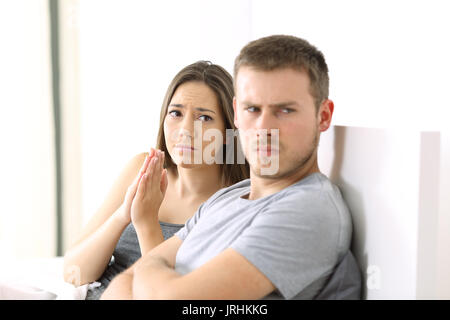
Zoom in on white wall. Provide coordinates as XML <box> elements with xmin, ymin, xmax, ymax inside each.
<box><xmin>79</xmin><ymin>0</ymin><xmax>450</xmax><ymax>226</ymax></box>
<box><xmin>251</xmin><ymin>0</ymin><xmax>450</xmax><ymax>299</ymax></box>
<box><xmin>251</xmin><ymin>0</ymin><xmax>450</xmax><ymax>131</ymax></box>
<box><xmin>437</xmin><ymin>130</ymin><xmax>450</xmax><ymax>298</ymax></box>
<box><xmin>59</xmin><ymin>0</ymin><xmax>83</xmax><ymax>254</ymax></box>
<box><xmin>72</xmin><ymin>0</ymin><xmax>450</xmax><ymax>299</ymax></box>
<box><xmin>318</xmin><ymin>126</ymin><xmax>448</xmax><ymax>299</ymax></box>
<box><xmin>1</xmin><ymin>2</ymin><xmax>448</xmax><ymax>296</ymax></box>
<box><xmin>78</xmin><ymin>0</ymin><xmax>253</xmax><ymax>226</ymax></box>
<box><xmin>0</xmin><ymin>0</ymin><xmax>55</xmax><ymax>259</ymax></box>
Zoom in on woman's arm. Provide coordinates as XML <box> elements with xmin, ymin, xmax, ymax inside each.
<box><xmin>63</xmin><ymin>207</ymin><xmax>130</xmax><ymax>286</ymax></box>
<box><xmin>63</xmin><ymin>152</ymin><xmax>149</xmax><ymax>286</ymax></box>
<box><xmin>131</xmin><ymin>150</ymin><xmax>168</xmax><ymax>256</ymax></box>
<box><xmin>134</xmin><ymin>218</ymin><xmax>165</xmax><ymax>257</ymax></box>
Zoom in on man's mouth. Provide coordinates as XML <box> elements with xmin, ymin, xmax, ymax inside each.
<box><xmin>255</xmin><ymin>146</ymin><xmax>279</xmax><ymax>157</ymax></box>
<box><xmin>175</xmin><ymin>144</ymin><xmax>196</xmax><ymax>151</ymax></box>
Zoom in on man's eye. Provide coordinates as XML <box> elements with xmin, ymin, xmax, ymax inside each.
<box><xmin>246</xmin><ymin>106</ymin><xmax>260</xmax><ymax>113</ymax></box>
<box><xmin>280</xmin><ymin>108</ymin><xmax>294</xmax><ymax>114</ymax></box>
<box><xmin>199</xmin><ymin>115</ymin><xmax>213</xmax><ymax>122</ymax></box>
<box><xmin>168</xmin><ymin>110</ymin><xmax>182</xmax><ymax>117</ymax></box>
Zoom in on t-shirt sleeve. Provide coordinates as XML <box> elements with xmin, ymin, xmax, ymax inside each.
<box><xmin>174</xmin><ymin>183</ymin><xmax>237</xmax><ymax>241</ymax></box>
<box><xmin>174</xmin><ymin>201</ymin><xmax>205</xmax><ymax>241</ymax></box>
<box><xmin>230</xmin><ymin>192</ymin><xmax>341</xmax><ymax>300</ymax></box>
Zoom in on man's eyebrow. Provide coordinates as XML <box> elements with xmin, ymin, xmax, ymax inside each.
<box><xmin>269</xmin><ymin>101</ymin><xmax>299</xmax><ymax>108</ymax></box>
<box><xmin>242</xmin><ymin>101</ymin><xmax>300</xmax><ymax>108</ymax></box>
<box><xmin>169</xmin><ymin>104</ymin><xmax>216</xmax><ymax>114</ymax></box>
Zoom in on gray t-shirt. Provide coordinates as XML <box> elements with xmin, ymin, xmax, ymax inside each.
<box><xmin>174</xmin><ymin>172</ymin><xmax>353</xmax><ymax>300</ymax></box>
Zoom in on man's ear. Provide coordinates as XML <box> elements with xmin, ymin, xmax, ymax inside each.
<box><xmin>318</xmin><ymin>99</ymin><xmax>334</xmax><ymax>132</ymax></box>
<box><xmin>233</xmin><ymin>96</ymin><xmax>239</xmax><ymax>129</ymax></box>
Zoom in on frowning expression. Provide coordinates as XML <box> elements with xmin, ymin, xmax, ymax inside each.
<box><xmin>164</xmin><ymin>81</ymin><xmax>226</xmax><ymax>168</ymax></box>
<box><xmin>233</xmin><ymin>67</ymin><xmax>329</xmax><ymax>178</ymax></box>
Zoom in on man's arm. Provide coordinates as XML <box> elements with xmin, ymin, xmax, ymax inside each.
<box><xmin>101</xmin><ymin>235</ymin><xmax>183</xmax><ymax>299</ymax></box>
<box><xmin>132</xmin><ymin>247</ymin><xmax>276</xmax><ymax>300</ymax></box>
<box><xmin>100</xmin><ymin>267</ymin><xmax>134</xmax><ymax>300</ymax></box>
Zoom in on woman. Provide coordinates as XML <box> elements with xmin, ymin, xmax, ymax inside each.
<box><xmin>63</xmin><ymin>61</ymin><xmax>249</xmax><ymax>299</ymax></box>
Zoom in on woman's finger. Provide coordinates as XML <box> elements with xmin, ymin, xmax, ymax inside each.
<box><xmin>135</xmin><ymin>148</ymin><xmax>156</xmax><ymax>184</ymax></box>
<box><xmin>153</xmin><ymin>151</ymin><xmax>163</xmax><ymax>187</ymax></box>
<box><xmin>146</xmin><ymin>157</ymin><xmax>156</xmax><ymax>191</ymax></box>
<box><xmin>149</xmin><ymin>147</ymin><xmax>156</xmax><ymax>159</ymax></box>
<box><xmin>158</xmin><ymin>151</ymin><xmax>166</xmax><ymax>194</ymax></box>
<box><xmin>129</xmin><ymin>149</ymin><xmax>155</xmax><ymax>198</ymax></box>
<box><xmin>159</xmin><ymin>151</ymin><xmax>167</xmax><ymax>192</ymax></box>
<box><xmin>145</xmin><ymin>149</ymin><xmax>157</xmax><ymax>176</ymax></box>
<box><xmin>130</xmin><ymin>154</ymin><xmax>149</xmax><ymax>193</ymax></box>
<box><xmin>139</xmin><ymin>149</ymin><xmax>155</xmax><ymax>176</ymax></box>
<box><xmin>160</xmin><ymin>169</ymin><xmax>168</xmax><ymax>196</ymax></box>
<box><xmin>135</xmin><ymin>173</ymin><xmax>147</xmax><ymax>200</ymax></box>
<box><xmin>133</xmin><ymin>154</ymin><xmax>149</xmax><ymax>187</ymax></box>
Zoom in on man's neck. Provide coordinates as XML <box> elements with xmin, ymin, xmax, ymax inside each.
<box><xmin>246</xmin><ymin>159</ymin><xmax>320</xmax><ymax>200</ymax></box>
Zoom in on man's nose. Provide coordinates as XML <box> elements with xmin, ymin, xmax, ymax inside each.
<box><xmin>255</xmin><ymin>110</ymin><xmax>275</xmax><ymax>134</ymax></box>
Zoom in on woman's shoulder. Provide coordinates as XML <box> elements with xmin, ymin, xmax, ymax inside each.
<box><xmin>134</xmin><ymin>151</ymin><xmax>149</xmax><ymax>162</ymax></box>
<box><xmin>125</xmin><ymin>152</ymin><xmax>149</xmax><ymax>172</ymax></box>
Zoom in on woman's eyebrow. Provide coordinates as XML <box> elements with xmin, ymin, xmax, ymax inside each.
<box><xmin>169</xmin><ymin>104</ymin><xmax>216</xmax><ymax>114</ymax></box>
<box><xmin>196</xmin><ymin>107</ymin><xmax>216</xmax><ymax>114</ymax></box>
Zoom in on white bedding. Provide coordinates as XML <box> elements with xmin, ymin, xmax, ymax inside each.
<box><xmin>0</xmin><ymin>257</ymin><xmax>98</xmax><ymax>300</ymax></box>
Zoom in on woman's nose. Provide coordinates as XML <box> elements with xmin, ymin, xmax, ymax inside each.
<box><xmin>179</xmin><ymin>116</ymin><xmax>196</xmax><ymax>140</ymax></box>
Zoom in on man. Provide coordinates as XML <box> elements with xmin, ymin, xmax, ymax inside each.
<box><xmin>102</xmin><ymin>35</ymin><xmax>358</xmax><ymax>300</ymax></box>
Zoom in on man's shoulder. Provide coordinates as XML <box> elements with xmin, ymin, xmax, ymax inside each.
<box><xmin>268</xmin><ymin>173</ymin><xmax>351</xmax><ymax>222</ymax></box>
<box><xmin>273</xmin><ymin>172</ymin><xmax>338</xmax><ymax>204</ymax></box>
<box><xmin>266</xmin><ymin>172</ymin><xmax>353</xmax><ymax>256</ymax></box>
<box><xmin>204</xmin><ymin>178</ymin><xmax>251</xmax><ymax>205</ymax></box>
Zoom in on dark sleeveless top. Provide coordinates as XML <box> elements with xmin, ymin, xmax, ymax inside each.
<box><xmin>85</xmin><ymin>221</ymin><xmax>184</xmax><ymax>300</ymax></box>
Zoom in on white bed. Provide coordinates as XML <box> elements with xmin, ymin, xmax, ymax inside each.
<box><xmin>0</xmin><ymin>256</ymin><xmax>92</xmax><ymax>300</ymax></box>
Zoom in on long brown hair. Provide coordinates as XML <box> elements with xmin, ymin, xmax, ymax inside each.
<box><xmin>156</xmin><ymin>61</ymin><xmax>249</xmax><ymax>186</ymax></box>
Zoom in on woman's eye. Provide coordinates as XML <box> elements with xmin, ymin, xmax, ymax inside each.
<box><xmin>168</xmin><ymin>110</ymin><xmax>182</xmax><ymax>117</ymax></box>
<box><xmin>199</xmin><ymin>115</ymin><xmax>213</xmax><ymax>122</ymax></box>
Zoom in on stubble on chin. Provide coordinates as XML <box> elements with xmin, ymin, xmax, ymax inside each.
<box><xmin>252</xmin><ymin>130</ymin><xmax>319</xmax><ymax>179</ymax></box>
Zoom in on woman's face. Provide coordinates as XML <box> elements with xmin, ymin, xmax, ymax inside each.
<box><xmin>164</xmin><ymin>81</ymin><xmax>227</xmax><ymax>168</ymax></box>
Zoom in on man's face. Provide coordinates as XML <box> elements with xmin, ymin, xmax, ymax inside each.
<box><xmin>234</xmin><ymin>66</ymin><xmax>331</xmax><ymax>179</ymax></box>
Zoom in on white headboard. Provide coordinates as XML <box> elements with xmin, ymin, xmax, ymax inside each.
<box><xmin>318</xmin><ymin>125</ymin><xmax>448</xmax><ymax>299</ymax></box>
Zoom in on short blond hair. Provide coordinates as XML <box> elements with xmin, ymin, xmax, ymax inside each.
<box><xmin>234</xmin><ymin>35</ymin><xmax>329</xmax><ymax>110</ymax></box>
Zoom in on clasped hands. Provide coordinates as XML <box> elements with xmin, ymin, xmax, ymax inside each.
<box><xmin>117</xmin><ymin>148</ymin><xmax>168</xmax><ymax>228</ymax></box>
